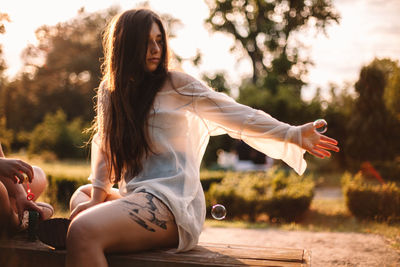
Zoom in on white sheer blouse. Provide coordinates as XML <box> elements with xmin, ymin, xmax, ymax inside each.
<box><xmin>89</xmin><ymin>78</ymin><xmax>306</xmax><ymax>252</ymax></box>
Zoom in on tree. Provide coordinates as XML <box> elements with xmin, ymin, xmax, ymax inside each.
<box><xmin>19</xmin><ymin>7</ymin><xmax>120</xmax><ymax>124</ymax></box>
<box><xmin>0</xmin><ymin>13</ymin><xmax>10</xmax><ymax>106</ymax></box>
<box><xmin>0</xmin><ymin>13</ymin><xmax>13</xmax><ymax>152</ymax></box>
<box><xmin>205</xmin><ymin>0</ymin><xmax>339</xmax><ymax>95</ymax></box>
<box><xmin>0</xmin><ymin>6</ymin><xmax>124</xmax><ymax>142</ymax></box>
<box><xmin>3</xmin><ymin>6</ymin><xmax>184</xmax><ymax>133</ymax></box>
<box><xmin>202</xmin><ymin>72</ymin><xmax>231</xmax><ymax>94</ymax></box>
<box><xmin>28</xmin><ymin>109</ymin><xmax>89</xmax><ymax>159</ymax></box>
<box><xmin>370</xmin><ymin>58</ymin><xmax>400</xmax><ymax>121</ymax></box>
<box><xmin>345</xmin><ymin>61</ymin><xmax>398</xmax><ymax>165</ymax></box>
<box><xmin>322</xmin><ymin>83</ymin><xmax>355</xmax><ymax>169</ymax></box>
<box><xmin>0</xmin><ymin>13</ymin><xmax>9</xmax><ymax>80</ymax></box>
<box><xmin>1</xmin><ymin>5</ymin><xmax>184</xmax><ymax>156</ymax></box>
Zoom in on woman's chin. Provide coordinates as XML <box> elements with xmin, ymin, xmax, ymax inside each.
<box><xmin>146</xmin><ymin>63</ymin><xmax>159</xmax><ymax>72</ymax></box>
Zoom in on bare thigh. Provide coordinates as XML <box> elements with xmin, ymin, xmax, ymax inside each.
<box><xmin>0</xmin><ymin>181</ymin><xmax>18</xmax><ymax>235</ymax></box>
<box><xmin>67</xmin><ymin>189</ymin><xmax>178</xmax><ymax>253</ymax></box>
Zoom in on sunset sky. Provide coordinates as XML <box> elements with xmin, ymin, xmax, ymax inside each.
<box><xmin>1</xmin><ymin>0</ymin><xmax>399</xmax><ymax>100</ymax></box>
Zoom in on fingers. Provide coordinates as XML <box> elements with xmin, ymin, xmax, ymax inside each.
<box><xmin>316</xmin><ymin>134</ymin><xmax>339</xmax><ymax>153</ymax></box>
<box><xmin>19</xmin><ymin>162</ymin><xmax>34</xmax><ymax>183</ymax></box>
<box><xmin>308</xmin><ymin>148</ymin><xmax>326</xmax><ymax>159</ymax></box>
<box><xmin>17</xmin><ymin>160</ymin><xmax>34</xmax><ymax>183</ymax></box>
<box><xmin>317</xmin><ymin>142</ymin><xmax>340</xmax><ymax>152</ymax></box>
<box><xmin>320</xmin><ymin>135</ymin><xmax>339</xmax><ymax>146</ymax></box>
<box><xmin>14</xmin><ymin>172</ymin><xmax>25</xmax><ymax>184</ymax></box>
<box><xmin>9</xmin><ymin>160</ymin><xmax>34</xmax><ymax>183</ymax></box>
<box><xmin>69</xmin><ymin>205</ymin><xmax>83</xmax><ymax>220</ymax></box>
<box><xmin>17</xmin><ymin>207</ymin><xmax>24</xmax><ymax>222</ymax></box>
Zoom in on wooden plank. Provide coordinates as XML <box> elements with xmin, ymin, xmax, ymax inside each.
<box><xmin>199</xmin><ymin>242</ymin><xmax>305</xmax><ymax>261</ymax></box>
<box><xmin>0</xmin><ymin>239</ymin><xmax>310</xmax><ymax>267</ymax></box>
<box><xmin>0</xmin><ymin>240</ymin><xmax>65</xmax><ymax>267</ymax></box>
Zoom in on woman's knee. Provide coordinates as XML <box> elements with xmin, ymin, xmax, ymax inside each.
<box><xmin>69</xmin><ymin>184</ymin><xmax>92</xmax><ymax>212</ymax></box>
<box><xmin>67</xmin><ymin>213</ymin><xmax>103</xmax><ymax>250</ymax></box>
<box><xmin>29</xmin><ymin>166</ymin><xmax>47</xmax><ymax>200</ymax></box>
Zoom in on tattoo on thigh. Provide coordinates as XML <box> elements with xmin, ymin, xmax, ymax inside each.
<box><xmin>122</xmin><ymin>191</ymin><xmax>168</xmax><ymax>232</ymax></box>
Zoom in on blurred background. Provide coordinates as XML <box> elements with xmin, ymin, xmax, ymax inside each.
<box><xmin>0</xmin><ymin>0</ymin><xmax>400</xmax><ymax>220</ymax></box>
<box><xmin>1</xmin><ymin>2</ymin><xmax>400</xmax><ymax>249</ymax></box>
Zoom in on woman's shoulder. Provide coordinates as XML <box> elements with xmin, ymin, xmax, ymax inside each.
<box><xmin>168</xmin><ymin>71</ymin><xmax>199</xmax><ymax>89</ymax></box>
<box><xmin>97</xmin><ymin>79</ymin><xmax>109</xmax><ymax>92</ymax></box>
<box><xmin>96</xmin><ymin>79</ymin><xmax>111</xmax><ymax>103</ymax></box>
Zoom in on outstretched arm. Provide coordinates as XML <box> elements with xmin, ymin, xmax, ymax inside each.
<box><xmin>169</xmin><ymin>71</ymin><xmax>339</xmax><ymax>174</ymax></box>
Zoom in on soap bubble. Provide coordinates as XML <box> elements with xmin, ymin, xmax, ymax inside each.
<box><xmin>313</xmin><ymin>119</ymin><xmax>328</xmax><ymax>134</ymax></box>
<box><xmin>211</xmin><ymin>204</ymin><xmax>226</xmax><ymax>220</ymax></box>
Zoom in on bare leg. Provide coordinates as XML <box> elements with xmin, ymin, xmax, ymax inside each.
<box><xmin>66</xmin><ymin>191</ymin><xmax>178</xmax><ymax>267</ymax></box>
<box><xmin>26</xmin><ymin>166</ymin><xmax>47</xmax><ymax>201</ymax></box>
<box><xmin>0</xmin><ymin>181</ymin><xmax>19</xmax><ymax>236</ymax></box>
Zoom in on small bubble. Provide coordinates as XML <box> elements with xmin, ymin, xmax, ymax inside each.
<box><xmin>211</xmin><ymin>204</ymin><xmax>226</xmax><ymax>220</ymax></box>
<box><xmin>313</xmin><ymin>119</ymin><xmax>328</xmax><ymax>134</ymax></box>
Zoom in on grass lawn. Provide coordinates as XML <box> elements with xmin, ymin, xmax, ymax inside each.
<box><xmin>11</xmin><ymin>153</ymin><xmax>91</xmax><ymax>179</ymax></box>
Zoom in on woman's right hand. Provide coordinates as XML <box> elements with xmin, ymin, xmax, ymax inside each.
<box><xmin>300</xmin><ymin>122</ymin><xmax>339</xmax><ymax>158</ymax></box>
<box><xmin>69</xmin><ymin>199</ymin><xmax>100</xmax><ymax>220</ymax></box>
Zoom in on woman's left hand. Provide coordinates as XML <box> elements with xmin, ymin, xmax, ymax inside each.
<box><xmin>300</xmin><ymin>122</ymin><xmax>339</xmax><ymax>158</ymax></box>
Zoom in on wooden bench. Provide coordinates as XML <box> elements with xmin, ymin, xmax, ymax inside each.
<box><xmin>0</xmin><ymin>238</ymin><xmax>311</xmax><ymax>266</ymax></box>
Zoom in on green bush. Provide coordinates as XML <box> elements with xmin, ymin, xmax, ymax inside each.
<box><xmin>0</xmin><ymin>117</ymin><xmax>13</xmax><ymax>153</ymax></box>
<box><xmin>200</xmin><ymin>170</ymin><xmax>226</xmax><ymax>191</ymax></box>
<box><xmin>206</xmin><ymin>168</ymin><xmax>314</xmax><ymax>222</ymax></box>
<box><xmin>45</xmin><ymin>175</ymin><xmax>87</xmax><ymax>210</ymax></box>
<box><xmin>28</xmin><ymin>109</ymin><xmax>89</xmax><ymax>159</ymax></box>
<box><xmin>342</xmin><ymin>172</ymin><xmax>400</xmax><ymax>221</ymax></box>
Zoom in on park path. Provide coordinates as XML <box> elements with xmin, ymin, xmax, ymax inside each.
<box><xmin>199</xmin><ymin>188</ymin><xmax>400</xmax><ymax>266</ymax></box>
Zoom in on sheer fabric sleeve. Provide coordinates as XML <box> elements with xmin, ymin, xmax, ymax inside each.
<box><xmin>88</xmin><ymin>81</ymin><xmax>114</xmax><ymax>193</ymax></box>
<box><xmin>181</xmin><ymin>80</ymin><xmax>307</xmax><ymax>175</ymax></box>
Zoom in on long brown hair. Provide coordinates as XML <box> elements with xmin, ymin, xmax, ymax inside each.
<box><xmin>100</xmin><ymin>8</ymin><xmax>169</xmax><ymax>183</ymax></box>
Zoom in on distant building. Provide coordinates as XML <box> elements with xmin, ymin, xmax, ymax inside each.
<box><xmin>216</xmin><ymin>141</ymin><xmax>274</xmax><ymax>171</ymax></box>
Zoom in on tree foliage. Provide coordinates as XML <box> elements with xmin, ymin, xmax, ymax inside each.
<box><xmin>0</xmin><ymin>7</ymin><xmax>120</xmax><ymax>149</ymax></box>
<box><xmin>0</xmin><ymin>13</ymin><xmax>10</xmax><ymax>78</ymax></box>
<box><xmin>0</xmin><ymin>13</ymin><xmax>12</xmax><ymax>151</ymax></box>
<box><xmin>202</xmin><ymin>1</ymin><xmax>340</xmax><ymax>167</ymax></box>
<box><xmin>205</xmin><ymin>0</ymin><xmax>339</xmax><ymax>93</ymax></box>
<box><xmin>345</xmin><ymin>60</ymin><xmax>400</xmax><ymax>166</ymax></box>
<box><xmin>322</xmin><ymin>83</ymin><xmax>354</xmax><ymax>168</ymax></box>
<box><xmin>0</xmin><ymin>6</ymin><xmax>184</xmax><ymax>157</ymax></box>
<box><xmin>371</xmin><ymin>58</ymin><xmax>400</xmax><ymax>121</ymax></box>
<box><xmin>28</xmin><ymin>109</ymin><xmax>89</xmax><ymax>159</ymax></box>
<box><xmin>202</xmin><ymin>71</ymin><xmax>231</xmax><ymax>94</ymax></box>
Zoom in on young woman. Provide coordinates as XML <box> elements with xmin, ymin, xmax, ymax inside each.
<box><xmin>0</xmin><ymin>143</ymin><xmax>53</xmax><ymax>238</ymax></box>
<box><xmin>66</xmin><ymin>8</ymin><xmax>339</xmax><ymax>267</ymax></box>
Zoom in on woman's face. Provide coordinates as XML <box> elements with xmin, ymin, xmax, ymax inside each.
<box><xmin>145</xmin><ymin>22</ymin><xmax>163</xmax><ymax>72</ymax></box>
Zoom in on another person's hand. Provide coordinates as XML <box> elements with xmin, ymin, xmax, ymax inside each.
<box><xmin>15</xmin><ymin>193</ymin><xmax>45</xmax><ymax>221</ymax></box>
<box><xmin>0</xmin><ymin>158</ymin><xmax>34</xmax><ymax>183</ymax></box>
<box><xmin>69</xmin><ymin>199</ymin><xmax>100</xmax><ymax>220</ymax></box>
<box><xmin>300</xmin><ymin>122</ymin><xmax>339</xmax><ymax>158</ymax></box>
